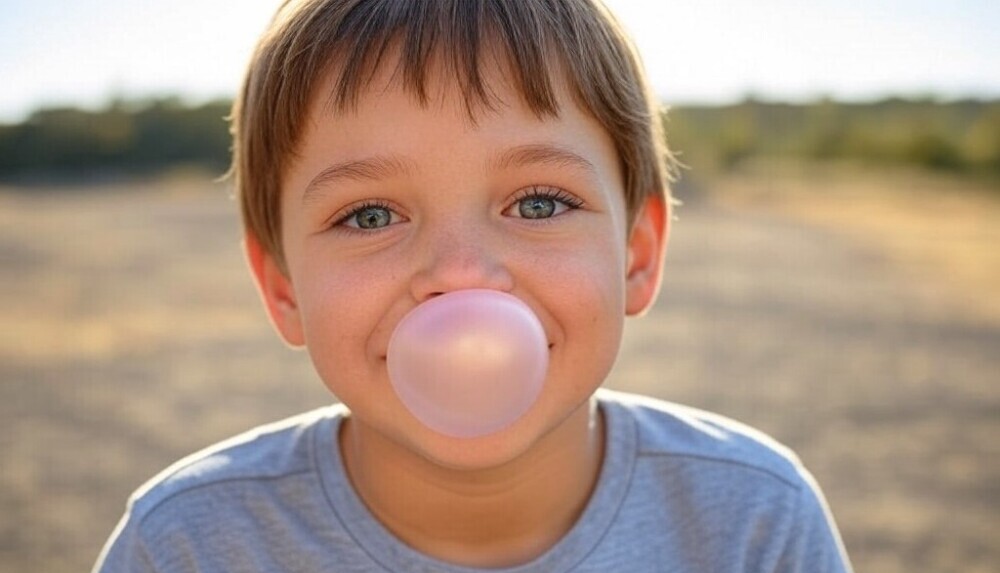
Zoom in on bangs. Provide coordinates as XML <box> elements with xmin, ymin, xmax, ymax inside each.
<box><xmin>296</xmin><ymin>0</ymin><xmax>570</xmax><ymax>118</ymax></box>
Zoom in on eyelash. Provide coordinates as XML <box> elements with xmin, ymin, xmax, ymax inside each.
<box><xmin>508</xmin><ymin>186</ymin><xmax>585</xmax><ymax>213</ymax></box>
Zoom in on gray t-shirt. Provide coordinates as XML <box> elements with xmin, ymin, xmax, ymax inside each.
<box><xmin>94</xmin><ymin>390</ymin><xmax>852</xmax><ymax>572</ymax></box>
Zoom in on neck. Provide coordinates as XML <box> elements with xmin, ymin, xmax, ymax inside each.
<box><xmin>338</xmin><ymin>400</ymin><xmax>605</xmax><ymax>568</ymax></box>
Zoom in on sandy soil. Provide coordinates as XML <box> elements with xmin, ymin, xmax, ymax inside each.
<box><xmin>0</xmin><ymin>168</ymin><xmax>996</xmax><ymax>572</ymax></box>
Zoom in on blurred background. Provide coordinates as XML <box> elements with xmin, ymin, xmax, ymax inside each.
<box><xmin>1</xmin><ymin>1</ymin><xmax>997</xmax><ymax>572</ymax></box>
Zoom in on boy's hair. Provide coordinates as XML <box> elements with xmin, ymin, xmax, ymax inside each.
<box><xmin>230</xmin><ymin>0</ymin><xmax>675</xmax><ymax>270</ymax></box>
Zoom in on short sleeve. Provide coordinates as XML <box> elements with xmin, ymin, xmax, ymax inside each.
<box><xmin>773</xmin><ymin>469</ymin><xmax>854</xmax><ymax>573</ymax></box>
<box><xmin>92</xmin><ymin>510</ymin><xmax>160</xmax><ymax>573</ymax></box>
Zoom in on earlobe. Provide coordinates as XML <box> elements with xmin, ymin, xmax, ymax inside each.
<box><xmin>244</xmin><ymin>234</ymin><xmax>306</xmax><ymax>347</ymax></box>
<box><xmin>624</xmin><ymin>194</ymin><xmax>670</xmax><ymax>317</ymax></box>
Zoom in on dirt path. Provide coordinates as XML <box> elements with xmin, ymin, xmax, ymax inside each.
<box><xmin>1</xmin><ymin>172</ymin><xmax>996</xmax><ymax>573</ymax></box>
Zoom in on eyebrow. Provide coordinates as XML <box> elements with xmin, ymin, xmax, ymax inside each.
<box><xmin>301</xmin><ymin>155</ymin><xmax>412</xmax><ymax>205</ymax></box>
<box><xmin>301</xmin><ymin>144</ymin><xmax>597</xmax><ymax>204</ymax></box>
<box><xmin>491</xmin><ymin>143</ymin><xmax>599</xmax><ymax>177</ymax></box>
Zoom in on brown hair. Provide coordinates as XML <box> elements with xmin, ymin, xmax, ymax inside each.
<box><xmin>230</xmin><ymin>0</ymin><xmax>676</xmax><ymax>269</ymax></box>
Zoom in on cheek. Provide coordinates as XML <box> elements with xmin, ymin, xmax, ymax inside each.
<box><xmin>532</xmin><ymin>229</ymin><xmax>627</xmax><ymax>311</ymax></box>
<box><xmin>530</xmin><ymin>232</ymin><xmax>627</xmax><ymax>364</ymax></box>
<box><xmin>293</xmin><ymin>252</ymin><xmax>397</xmax><ymax>361</ymax></box>
<box><xmin>293</xmin><ymin>259</ymin><xmax>402</xmax><ymax>411</ymax></box>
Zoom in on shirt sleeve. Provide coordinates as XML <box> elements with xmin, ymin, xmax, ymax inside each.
<box><xmin>773</xmin><ymin>469</ymin><xmax>854</xmax><ymax>573</ymax></box>
<box><xmin>92</xmin><ymin>510</ymin><xmax>160</xmax><ymax>573</ymax></box>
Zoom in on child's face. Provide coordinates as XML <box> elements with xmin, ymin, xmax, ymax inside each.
<box><xmin>248</xmin><ymin>57</ymin><xmax>666</xmax><ymax>469</ymax></box>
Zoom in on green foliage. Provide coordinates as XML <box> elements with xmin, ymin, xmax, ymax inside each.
<box><xmin>0</xmin><ymin>98</ymin><xmax>232</xmax><ymax>179</ymax></box>
<box><xmin>1</xmin><ymin>96</ymin><xmax>998</xmax><ymax>181</ymax></box>
<box><xmin>666</xmin><ymin>97</ymin><xmax>1000</xmax><ymax>177</ymax></box>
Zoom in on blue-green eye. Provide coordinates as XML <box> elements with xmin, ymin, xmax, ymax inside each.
<box><xmin>519</xmin><ymin>196</ymin><xmax>557</xmax><ymax>219</ymax></box>
<box><xmin>353</xmin><ymin>205</ymin><xmax>392</xmax><ymax>229</ymax></box>
<box><xmin>336</xmin><ymin>201</ymin><xmax>401</xmax><ymax>231</ymax></box>
<box><xmin>507</xmin><ymin>187</ymin><xmax>584</xmax><ymax>220</ymax></box>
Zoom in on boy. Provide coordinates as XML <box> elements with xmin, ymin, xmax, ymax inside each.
<box><xmin>95</xmin><ymin>0</ymin><xmax>853</xmax><ymax>571</ymax></box>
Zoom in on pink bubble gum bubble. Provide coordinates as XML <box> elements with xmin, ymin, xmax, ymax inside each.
<box><xmin>386</xmin><ymin>289</ymin><xmax>549</xmax><ymax>438</ymax></box>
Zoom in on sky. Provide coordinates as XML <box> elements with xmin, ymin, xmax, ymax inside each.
<box><xmin>2</xmin><ymin>0</ymin><xmax>998</xmax><ymax>122</ymax></box>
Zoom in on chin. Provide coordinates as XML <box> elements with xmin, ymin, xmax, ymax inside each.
<box><xmin>403</xmin><ymin>395</ymin><xmax>587</xmax><ymax>473</ymax></box>
<box><xmin>402</xmin><ymin>418</ymin><xmax>542</xmax><ymax>472</ymax></box>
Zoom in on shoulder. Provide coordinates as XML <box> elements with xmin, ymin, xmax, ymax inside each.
<box><xmin>595</xmin><ymin>390</ymin><xmax>853</xmax><ymax>572</ymax></box>
<box><xmin>598</xmin><ymin>389</ymin><xmax>808</xmax><ymax>491</ymax></box>
<box><xmin>95</xmin><ymin>406</ymin><xmax>351</xmax><ymax>571</ymax></box>
<box><xmin>125</xmin><ymin>405</ymin><xmax>341</xmax><ymax>523</ymax></box>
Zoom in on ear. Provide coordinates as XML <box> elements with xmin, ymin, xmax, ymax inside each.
<box><xmin>624</xmin><ymin>194</ymin><xmax>669</xmax><ymax>317</ymax></box>
<box><xmin>244</xmin><ymin>233</ymin><xmax>306</xmax><ymax>347</ymax></box>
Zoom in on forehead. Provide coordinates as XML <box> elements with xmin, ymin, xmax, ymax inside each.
<box><xmin>296</xmin><ymin>49</ymin><xmax>618</xmax><ymax>177</ymax></box>
<box><xmin>284</xmin><ymin>47</ymin><xmax>626</xmax><ymax>212</ymax></box>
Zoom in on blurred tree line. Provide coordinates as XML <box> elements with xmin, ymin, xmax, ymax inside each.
<box><xmin>0</xmin><ymin>97</ymin><xmax>232</xmax><ymax>180</ymax></box>
<box><xmin>666</xmin><ymin>97</ymin><xmax>1000</xmax><ymax>177</ymax></box>
<box><xmin>0</xmin><ymin>96</ymin><xmax>997</xmax><ymax>182</ymax></box>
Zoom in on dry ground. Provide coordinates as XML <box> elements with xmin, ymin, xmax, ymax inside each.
<box><xmin>0</xmin><ymin>167</ymin><xmax>997</xmax><ymax>572</ymax></box>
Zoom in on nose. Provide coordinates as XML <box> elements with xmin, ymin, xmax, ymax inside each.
<box><xmin>409</xmin><ymin>225</ymin><xmax>515</xmax><ymax>302</ymax></box>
